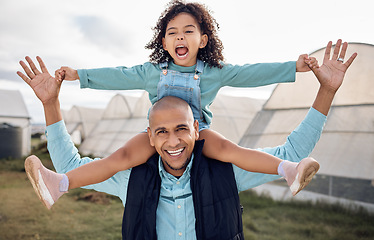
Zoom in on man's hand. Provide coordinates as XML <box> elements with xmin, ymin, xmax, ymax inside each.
<box><xmin>17</xmin><ymin>56</ymin><xmax>62</xmax><ymax>105</ymax></box>
<box><xmin>312</xmin><ymin>39</ymin><xmax>357</xmax><ymax>94</ymax></box>
<box><xmin>311</xmin><ymin>39</ymin><xmax>357</xmax><ymax>116</ymax></box>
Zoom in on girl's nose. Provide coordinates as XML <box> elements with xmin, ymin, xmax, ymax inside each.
<box><xmin>176</xmin><ymin>33</ymin><xmax>184</xmax><ymax>40</ymax></box>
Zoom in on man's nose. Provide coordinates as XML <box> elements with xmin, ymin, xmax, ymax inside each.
<box><xmin>167</xmin><ymin>132</ymin><xmax>180</xmax><ymax>147</ymax></box>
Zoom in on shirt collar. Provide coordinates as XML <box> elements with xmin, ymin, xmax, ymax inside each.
<box><xmin>158</xmin><ymin>153</ymin><xmax>194</xmax><ymax>180</ymax></box>
<box><xmin>169</xmin><ymin>61</ymin><xmax>196</xmax><ymax>73</ymax></box>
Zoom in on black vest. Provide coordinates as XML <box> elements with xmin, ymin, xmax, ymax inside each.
<box><xmin>122</xmin><ymin>140</ymin><xmax>244</xmax><ymax>240</ymax></box>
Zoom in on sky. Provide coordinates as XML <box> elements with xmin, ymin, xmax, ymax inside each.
<box><xmin>1</xmin><ymin>0</ymin><xmax>373</xmax><ymax>123</ymax></box>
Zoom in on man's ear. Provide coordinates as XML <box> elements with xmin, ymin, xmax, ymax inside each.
<box><xmin>162</xmin><ymin>37</ymin><xmax>167</xmax><ymax>51</ymax></box>
<box><xmin>147</xmin><ymin>127</ymin><xmax>155</xmax><ymax>146</ymax></box>
<box><xmin>199</xmin><ymin>34</ymin><xmax>208</xmax><ymax>49</ymax></box>
<box><xmin>193</xmin><ymin>120</ymin><xmax>199</xmax><ymax>139</ymax></box>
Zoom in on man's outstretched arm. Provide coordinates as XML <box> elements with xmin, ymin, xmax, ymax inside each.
<box><xmin>17</xmin><ymin>56</ymin><xmax>129</xmax><ymax>203</ymax></box>
<box><xmin>234</xmin><ymin>40</ymin><xmax>357</xmax><ymax>191</ymax></box>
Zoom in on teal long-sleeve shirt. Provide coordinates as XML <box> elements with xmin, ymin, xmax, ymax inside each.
<box><xmin>46</xmin><ymin>107</ymin><xmax>325</xmax><ymax>239</ymax></box>
<box><xmin>78</xmin><ymin>61</ymin><xmax>296</xmax><ymax>125</ymax></box>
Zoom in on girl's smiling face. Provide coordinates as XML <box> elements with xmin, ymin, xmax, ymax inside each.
<box><xmin>162</xmin><ymin>13</ymin><xmax>208</xmax><ymax>67</ymax></box>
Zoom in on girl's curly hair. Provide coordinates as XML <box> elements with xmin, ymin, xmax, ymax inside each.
<box><xmin>145</xmin><ymin>0</ymin><xmax>224</xmax><ymax>68</ymax></box>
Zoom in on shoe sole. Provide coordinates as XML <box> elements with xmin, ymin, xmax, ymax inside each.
<box><xmin>291</xmin><ymin>158</ymin><xmax>320</xmax><ymax>196</ymax></box>
<box><xmin>25</xmin><ymin>155</ymin><xmax>53</xmax><ymax>209</ymax></box>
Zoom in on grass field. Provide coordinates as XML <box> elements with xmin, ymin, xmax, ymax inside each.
<box><xmin>1</xmin><ymin>143</ymin><xmax>374</xmax><ymax>239</ymax></box>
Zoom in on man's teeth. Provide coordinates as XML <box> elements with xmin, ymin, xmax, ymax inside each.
<box><xmin>167</xmin><ymin>148</ymin><xmax>184</xmax><ymax>156</ymax></box>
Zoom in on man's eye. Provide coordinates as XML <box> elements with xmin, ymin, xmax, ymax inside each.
<box><xmin>157</xmin><ymin>130</ymin><xmax>166</xmax><ymax>135</ymax></box>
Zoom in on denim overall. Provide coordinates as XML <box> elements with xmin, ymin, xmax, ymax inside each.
<box><xmin>158</xmin><ymin>60</ymin><xmax>209</xmax><ymax>131</ymax></box>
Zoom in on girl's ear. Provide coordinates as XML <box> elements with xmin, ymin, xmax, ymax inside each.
<box><xmin>199</xmin><ymin>34</ymin><xmax>208</xmax><ymax>48</ymax></box>
<box><xmin>162</xmin><ymin>37</ymin><xmax>167</xmax><ymax>51</ymax></box>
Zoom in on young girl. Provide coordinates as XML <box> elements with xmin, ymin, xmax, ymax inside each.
<box><xmin>25</xmin><ymin>0</ymin><xmax>320</xmax><ymax>209</ymax></box>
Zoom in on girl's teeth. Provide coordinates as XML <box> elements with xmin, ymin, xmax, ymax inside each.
<box><xmin>176</xmin><ymin>46</ymin><xmax>188</xmax><ymax>58</ymax></box>
<box><xmin>177</xmin><ymin>52</ymin><xmax>188</xmax><ymax>58</ymax></box>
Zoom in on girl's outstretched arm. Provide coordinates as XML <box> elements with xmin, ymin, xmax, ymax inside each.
<box><xmin>199</xmin><ymin>129</ymin><xmax>281</xmax><ymax>174</ymax></box>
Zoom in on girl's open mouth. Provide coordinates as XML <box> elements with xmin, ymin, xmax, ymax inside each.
<box><xmin>176</xmin><ymin>45</ymin><xmax>189</xmax><ymax>58</ymax></box>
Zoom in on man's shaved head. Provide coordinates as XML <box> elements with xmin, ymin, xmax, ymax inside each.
<box><xmin>147</xmin><ymin>96</ymin><xmax>199</xmax><ymax>177</ymax></box>
<box><xmin>149</xmin><ymin>96</ymin><xmax>194</xmax><ymax>126</ymax></box>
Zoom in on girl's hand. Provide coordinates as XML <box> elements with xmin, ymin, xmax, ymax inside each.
<box><xmin>55</xmin><ymin>68</ymin><xmax>65</xmax><ymax>81</ymax></box>
<box><xmin>296</xmin><ymin>54</ymin><xmax>316</xmax><ymax>72</ymax></box>
<box><xmin>57</xmin><ymin>66</ymin><xmax>79</xmax><ymax>81</ymax></box>
<box><xmin>305</xmin><ymin>57</ymin><xmax>319</xmax><ymax>70</ymax></box>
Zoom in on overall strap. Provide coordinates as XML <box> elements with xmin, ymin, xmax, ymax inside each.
<box><xmin>159</xmin><ymin>61</ymin><xmax>203</xmax><ymax>73</ymax></box>
<box><xmin>159</xmin><ymin>62</ymin><xmax>168</xmax><ymax>69</ymax></box>
<box><xmin>195</xmin><ymin>59</ymin><xmax>204</xmax><ymax>74</ymax></box>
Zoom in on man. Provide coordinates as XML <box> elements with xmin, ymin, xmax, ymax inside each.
<box><xmin>17</xmin><ymin>40</ymin><xmax>356</xmax><ymax>239</ymax></box>
<box><xmin>125</xmin><ymin>95</ymin><xmax>244</xmax><ymax>239</ymax></box>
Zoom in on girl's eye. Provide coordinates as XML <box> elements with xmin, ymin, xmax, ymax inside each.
<box><xmin>185</xmin><ymin>30</ymin><xmax>193</xmax><ymax>34</ymax></box>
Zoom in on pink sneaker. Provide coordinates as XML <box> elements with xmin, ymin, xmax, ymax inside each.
<box><xmin>282</xmin><ymin>157</ymin><xmax>320</xmax><ymax>196</ymax></box>
<box><xmin>24</xmin><ymin>155</ymin><xmax>67</xmax><ymax>209</ymax></box>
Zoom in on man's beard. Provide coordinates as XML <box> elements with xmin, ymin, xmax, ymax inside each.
<box><xmin>164</xmin><ymin>157</ymin><xmax>191</xmax><ymax>171</ymax></box>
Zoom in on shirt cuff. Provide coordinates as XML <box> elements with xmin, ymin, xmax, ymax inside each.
<box><xmin>306</xmin><ymin>107</ymin><xmax>327</xmax><ymax>130</ymax></box>
<box><xmin>280</xmin><ymin>61</ymin><xmax>297</xmax><ymax>83</ymax></box>
<box><xmin>45</xmin><ymin>120</ymin><xmax>69</xmax><ymax>141</ymax></box>
<box><xmin>77</xmin><ymin>69</ymin><xmax>88</xmax><ymax>88</ymax></box>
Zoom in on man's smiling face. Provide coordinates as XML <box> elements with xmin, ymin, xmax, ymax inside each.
<box><xmin>147</xmin><ymin>97</ymin><xmax>199</xmax><ymax>177</ymax></box>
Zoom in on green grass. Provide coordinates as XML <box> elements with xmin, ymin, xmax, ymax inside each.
<box><xmin>239</xmin><ymin>190</ymin><xmax>374</xmax><ymax>240</ymax></box>
<box><xmin>0</xmin><ymin>171</ymin><xmax>123</xmax><ymax>240</ymax></box>
<box><xmin>1</xmin><ymin>142</ymin><xmax>374</xmax><ymax>239</ymax></box>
